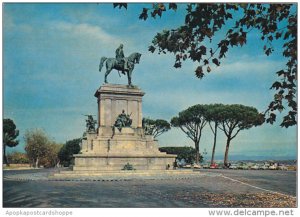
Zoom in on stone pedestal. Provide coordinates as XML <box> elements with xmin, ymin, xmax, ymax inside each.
<box><xmin>94</xmin><ymin>84</ymin><xmax>144</xmax><ymax>129</ymax></box>
<box><xmin>73</xmin><ymin>84</ymin><xmax>176</xmax><ymax>171</ymax></box>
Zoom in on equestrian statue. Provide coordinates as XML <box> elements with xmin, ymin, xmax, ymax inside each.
<box><xmin>99</xmin><ymin>44</ymin><xmax>142</xmax><ymax>86</ymax></box>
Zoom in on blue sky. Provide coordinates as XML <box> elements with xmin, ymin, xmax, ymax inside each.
<box><xmin>3</xmin><ymin>3</ymin><xmax>297</xmax><ymax>160</ymax></box>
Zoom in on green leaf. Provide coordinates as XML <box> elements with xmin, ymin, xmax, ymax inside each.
<box><xmin>207</xmin><ymin>66</ymin><xmax>211</xmax><ymax>73</ymax></box>
<box><xmin>139</xmin><ymin>8</ymin><xmax>148</xmax><ymax>20</ymax></box>
<box><xmin>148</xmin><ymin>45</ymin><xmax>156</xmax><ymax>53</ymax></box>
<box><xmin>195</xmin><ymin>66</ymin><xmax>204</xmax><ymax>78</ymax></box>
<box><xmin>212</xmin><ymin>58</ymin><xmax>220</xmax><ymax>66</ymax></box>
<box><xmin>199</xmin><ymin>45</ymin><xmax>207</xmax><ymax>55</ymax></box>
<box><xmin>113</xmin><ymin>3</ymin><xmax>127</xmax><ymax>9</ymax></box>
<box><xmin>174</xmin><ymin>62</ymin><xmax>182</xmax><ymax>68</ymax></box>
<box><xmin>169</xmin><ymin>3</ymin><xmax>177</xmax><ymax>11</ymax></box>
<box><xmin>270</xmin><ymin>81</ymin><xmax>282</xmax><ymax>90</ymax></box>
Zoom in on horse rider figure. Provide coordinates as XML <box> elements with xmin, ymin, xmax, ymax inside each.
<box><xmin>115</xmin><ymin>44</ymin><xmax>128</xmax><ymax>74</ymax></box>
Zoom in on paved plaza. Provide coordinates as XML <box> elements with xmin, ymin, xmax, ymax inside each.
<box><xmin>3</xmin><ymin>169</ymin><xmax>296</xmax><ymax>208</ymax></box>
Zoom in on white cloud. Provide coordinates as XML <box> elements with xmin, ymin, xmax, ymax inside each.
<box><xmin>52</xmin><ymin>21</ymin><xmax>122</xmax><ymax>47</ymax></box>
<box><xmin>3</xmin><ymin>12</ymin><xmax>15</xmax><ymax>29</ymax></box>
<box><xmin>3</xmin><ymin>13</ymin><xmax>33</xmax><ymax>33</ymax></box>
<box><xmin>5</xmin><ymin>14</ymin><xmax>130</xmax><ymax>54</ymax></box>
<box><xmin>213</xmin><ymin>55</ymin><xmax>285</xmax><ymax>78</ymax></box>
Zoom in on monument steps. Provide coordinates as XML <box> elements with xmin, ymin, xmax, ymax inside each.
<box><xmin>57</xmin><ymin>169</ymin><xmax>196</xmax><ymax>175</ymax></box>
<box><xmin>50</xmin><ymin>169</ymin><xmax>201</xmax><ymax>179</ymax></box>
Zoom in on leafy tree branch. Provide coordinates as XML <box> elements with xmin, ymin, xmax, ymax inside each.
<box><xmin>114</xmin><ymin>3</ymin><xmax>297</xmax><ymax>128</ymax></box>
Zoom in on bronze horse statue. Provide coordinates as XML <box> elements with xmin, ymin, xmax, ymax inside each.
<box><xmin>99</xmin><ymin>52</ymin><xmax>142</xmax><ymax>86</ymax></box>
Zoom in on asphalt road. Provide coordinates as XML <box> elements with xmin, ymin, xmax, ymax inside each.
<box><xmin>201</xmin><ymin>169</ymin><xmax>297</xmax><ymax>196</ymax></box>
<box><xmin>3</xmin><ymin>169</ymin><xmax>297</xmax><ymax>208</ymax></box>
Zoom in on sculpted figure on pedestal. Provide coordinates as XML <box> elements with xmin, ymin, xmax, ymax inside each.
<box><xmin>84</xmin><ymin>115</ymin><xmax>97</xmax><ymax>133</ymax></box>
<box><xmin>113</xmin><ymin>110</ymin><xmax>132</xmax><ymax>132</ymax></box>
<box><xmin>99</xmin><ymin>44</ymin><xmax>142</xmax><ymax>86</ymax></box>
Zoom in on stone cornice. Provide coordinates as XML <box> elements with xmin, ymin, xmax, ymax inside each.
<box><xmin>94</xmin><ymin>83</ymin><xmax>145</xmax><ymax>98</ymax></box>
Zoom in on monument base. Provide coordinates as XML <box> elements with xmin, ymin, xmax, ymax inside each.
<box><xmin>70</xmin><ymin>84</ymin><xmax>177</xmax><ymax>172</ymax></box>
<box><xmin>73</xmin><ymin>154</ymin><xmax>175</xmax><ymax>171</ymax></box>
<box><xmin>74</xmin><ymin>127</ymin><xmax>176</xmax><ymax>171</ymax></box>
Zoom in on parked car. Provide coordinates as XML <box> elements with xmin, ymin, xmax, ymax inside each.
<box><xmin>250</xmin><ymin>164</ymin><xmax>259</xmax><ymax>170</ymax></box>
<box><xmin>210</xmin><ymin>163</ymin><xmax>218</xmax><ymax>169</ymax></box>
<box><xmin>182</xmin><ymin>164</ymin><xmax>192</xmax><ymax>169</ymax></box>
<box><xmin>202</xmin><ymin>164</ymin><xmax>210</xmax><ymax>169</ymax></box>
<box><xmin>228</xmin><ymin>164</ymin><xmax>237</xmax><ymax>169</ymax></box>
<box><xmin>238</xmin><ymin>164</ymin><xmax>249</xmax><ymax>170</ymax></box>
<box><xmin>193</xmin><ymin>164</ymin><xmax>201</xmax><ymax>169</ymax></box>
<box><xmin>287</xmin><ymin>165</ymin><xmax>297</xmax><ymax>171</ymax></box>
<box><xmin>269</xmin><ymin>164</ymin><xmax>277</xmax><ymax>170</ymax></box>
<box><xmin>259</xmin><ymin>165</ymin><xmax>269</xmax><ymax>170</ymax></box>
<box><xmin>278</xmin><ymin>165</ymin><xmax>288</xmax><ymax>170</ymax></box>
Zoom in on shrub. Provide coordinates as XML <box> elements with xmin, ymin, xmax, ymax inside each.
<box><xmin>159</xmin><ymin>146</ymin><xmax>203</xmax><ymax>164</ymax></box>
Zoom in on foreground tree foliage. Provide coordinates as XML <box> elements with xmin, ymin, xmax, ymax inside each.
<box><xmin>40</xmin><ymin>142</ymin><xmax>63</xmax><ymax>168</ymax></box>
<box><xmin>114</xmin><ymin>3</ymin><xmax>297</xmax><ymax>128</ymax></box>
<box><xmin>159</xmin><ymin>146</ymin><xmax>203</xmax><ymax>164</ymax></box>
<box><xmin>58</xmin><ymin>138</ymin><xmax>81</xmax><ymax>167</ymax></box>
<box><xmin>24</xmin><ymin>129</ymin><xmax>60</xmax><ymax>168</ymax></box>
<box><xmin>142</xmin><ymin>118</ymin><xmax>171</xmax><ymax>138</ymax></box>
<box><xmin>3</xmin><ymin>118</ymin><xmax>19</xmax><ymax>166</ymax></box>
<box><xmin>171</xmin><ymin>104</ymin><xmax>208</xmax><ymax>164</ymax></box>
<box><xmin>217</xmin><ymin>104</ymin><xmax>264</xmax><ymax>166</ymax></box>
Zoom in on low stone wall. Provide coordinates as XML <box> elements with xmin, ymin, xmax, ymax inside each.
<box><xmin>3</xmin><ymin>163</ymin><xmax>31</xmax><ymax>168</ymax></box>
